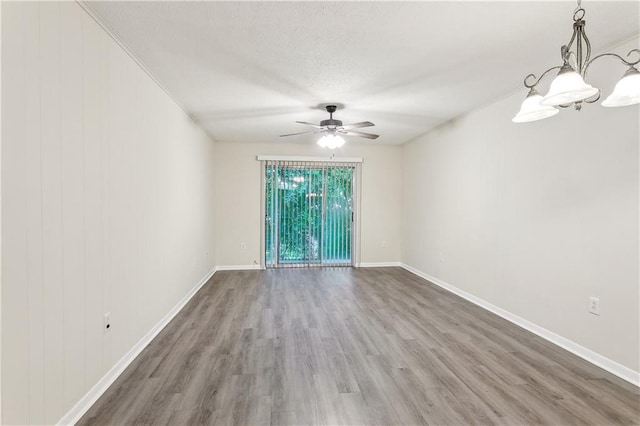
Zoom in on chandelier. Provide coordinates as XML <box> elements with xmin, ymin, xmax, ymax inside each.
<box><xmin>513</xmin><ymin>1</ymin><xmax>640</xmax><ymax>123</ymax></box>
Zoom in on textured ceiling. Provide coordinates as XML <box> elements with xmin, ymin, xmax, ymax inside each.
<box><xmin>88</xmin><ymin>1</ymin><xmax>639</xmax><ymax>145</ymax></box>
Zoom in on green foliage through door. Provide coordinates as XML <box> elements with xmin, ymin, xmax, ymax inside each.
<box><xmin>265</xmin><ymin>161</ymin><xmax>354</xmax><ymax>267</ymax></box>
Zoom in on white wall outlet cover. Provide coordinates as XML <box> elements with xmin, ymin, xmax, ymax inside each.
<box><xmin>589</xmin><ymin>297</ymin><xmax>600</xmax><ymax>316</ymax></box>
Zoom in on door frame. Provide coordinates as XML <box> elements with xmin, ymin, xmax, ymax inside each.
<box><xmin>258</xmin><ymin>155</ymin><xmax>362</xmax><ymax>269</ymax></box>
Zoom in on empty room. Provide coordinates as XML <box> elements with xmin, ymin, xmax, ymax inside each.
<box><xmin>1</xmin><ymin>1</ymin><xmax>639</xmax><ymax>425</ymax></box>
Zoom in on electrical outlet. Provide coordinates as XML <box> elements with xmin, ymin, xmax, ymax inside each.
<box><xmin>589</xmin><ymin>297</ymin><xmax>600</xmax><ymax>315</ymax></box>
<box><xmin>381</xmin><ymin>240</ymin><xmax>387</xmax><ymax>248</ymax></box>
<box><xmin>104</xmin><ymin>312</ymin><xmax>112</xmax><ymax>333</ymax></box>
<box><xmin>240</xmin><ymin>243</ymin><xmax>247</xmax><ymax>250</ymax></box>
<box><xmin>439</xmin><ymin>252</ymin><xmax>445</xmax><ymax>263</ymax></box>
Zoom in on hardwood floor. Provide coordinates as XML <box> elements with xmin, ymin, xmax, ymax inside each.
<box><xmin>78</xmin><ymin>267</ymin><xmax>639</xmax><ymax>425</ymax></box>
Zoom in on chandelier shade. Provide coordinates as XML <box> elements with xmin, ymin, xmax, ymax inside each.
<box><xmin>601</xmin><ymin>67</ymin><xmax>640</xmax><ymax>108</ymax></box>
<box><xmin>512</xmin><ymin>90</ymin><xmax>559</xmax><ymax>123</ymax></box>
<box><xmin>540</xmin><ymin>65</ymin><xmax>599</xmax><ymax>106</ymax></box>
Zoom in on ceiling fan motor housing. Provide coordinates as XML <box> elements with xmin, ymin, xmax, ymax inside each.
<box><xmin>321</xmin><ymin>105</ymin><xmax>342</xmax><ymax>128</ymax></box>
<box><xmin>320</xmin><ymin>118</ymin><xmax>343</xmax><ymax>128</ymax></box>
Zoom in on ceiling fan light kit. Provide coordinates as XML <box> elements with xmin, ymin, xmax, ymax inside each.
<box><xmin>317</xmin><ymin>133</ymin><xmax>346</xmax><ymax>149</ymax></box>
<box><xmin>280</xmin><ymin>105</ymin><xmax>379</xmax><ymax>148</ymax></box>
<box><xmin>513</xmin><ymin>0</ymin><xmax>640</xmax><ymax>123</ymax></box>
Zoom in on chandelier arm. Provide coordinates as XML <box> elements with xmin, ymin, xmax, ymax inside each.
<box><xmin>564</xmin><ymin>40</ymin><xmax>576</xmax><ymax>64</ymax></box>
<box><xmin>523</xmin><ymin>65</ymin><xmax>562</xmax><ymax>89</ymax></box>
<box><xmin>563</xmin><ymin>5</ymin><xmax>587</xmax><ymax>67</ymax></box>
<box><xmin>583</xmin><ymin>49</ymin><xmax>640</xmax><ymax>79</ymax></box>
<box><xmin>576</xmin><ymin>26</ymin><xmax>583</xmax><ymax>71</ymax></box>
<box><xmin>563</xmin><ymin>24</ymin><xmax>578</xmax><ymax>64</ymax></box>
<box><xmin>579</xmin><ymin>24</ymin><xmax>591</xmax><ymax>72</ymax></box>
<box><xmin>626</xmin><ymin>48</ymin><xmax>640</xmax><ymax>65</ymax></box>
<box><xmin>566</xmin><ymin>51</ymin><xmax>578</xmax><ymax>69</ymax></box>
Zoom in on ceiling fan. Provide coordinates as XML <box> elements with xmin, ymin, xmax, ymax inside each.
<box><xmin>280</xmin><ymin>105</ymin><xmax>379</xmax><ymax>148</ymax></box>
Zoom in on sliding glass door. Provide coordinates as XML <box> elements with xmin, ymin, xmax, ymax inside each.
<box><xmin>265</xmin><ymin>160</ymin><xmax>355</xmax><ymax>268</ymax></box>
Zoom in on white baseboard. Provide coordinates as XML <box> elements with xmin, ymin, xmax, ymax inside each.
<box><xmin>400</xmin><ymin>263</ymin><xmax>640</xmax><ymax>388</ymax></box>
<box><xmin>358</xmin><ymin>262</ymin><xmax>402</xmax><ymax>268</ymax></box>
<box><xmin>57</xmin><ymin>266</ymin><xmax>218</xmax><ymax>425</ymax></box>
<box><xmin>216</xmin><ymin>264</ymin><xmax>263</xmax><ymax>271</ymax></box>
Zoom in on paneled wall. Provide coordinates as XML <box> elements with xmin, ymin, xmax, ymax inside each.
<box><xmin>1</xmin><ymin>3</ymin><xmax>216</xmax><ymax>424</ymax></box>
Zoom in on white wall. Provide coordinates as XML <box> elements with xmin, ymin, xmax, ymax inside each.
<box><xmin>402</xmin><ymin>38</ymin><xmax>640</xmax><ymax>375</ymax></box>
<box><xmin>214</xmin><ymin>141</ymin><xmax>402</xmax><ymax>267</ymax></box>
<box><xmin>1</xmin><ymin>3</ymin><xmax>216</xmax><ymax>424</ymax></box>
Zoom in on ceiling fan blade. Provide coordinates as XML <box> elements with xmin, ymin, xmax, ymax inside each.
<box><xmin>341</xmin><ymin>121</ymin><xmax>374</xmax><ymax>130</ymax></box>
<box><xmin>295</xmin><ymin>121</ymin><xmax>323</xmax><ymax>129</ymax></box>
<box><xmin>340</xmin><ymin>130</ymin><xmax>379</xmax><ymax>140</ymax></box>
<box><xmin>280</xmin><ymin>130</ymin><xmax>324</xmax><ymax>137</ymax></box>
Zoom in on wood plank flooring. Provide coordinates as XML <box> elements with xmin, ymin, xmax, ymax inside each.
<box><xmin>78</xmin><ymin>267</ymin><xmax>640</xmax><ymax>425</ymax></box>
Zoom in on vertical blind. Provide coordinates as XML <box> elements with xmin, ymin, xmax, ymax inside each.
<box><xmin>264</xmin><ymin>160</ymin><xmax>356</xmax><ymax>268</ymax></box>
